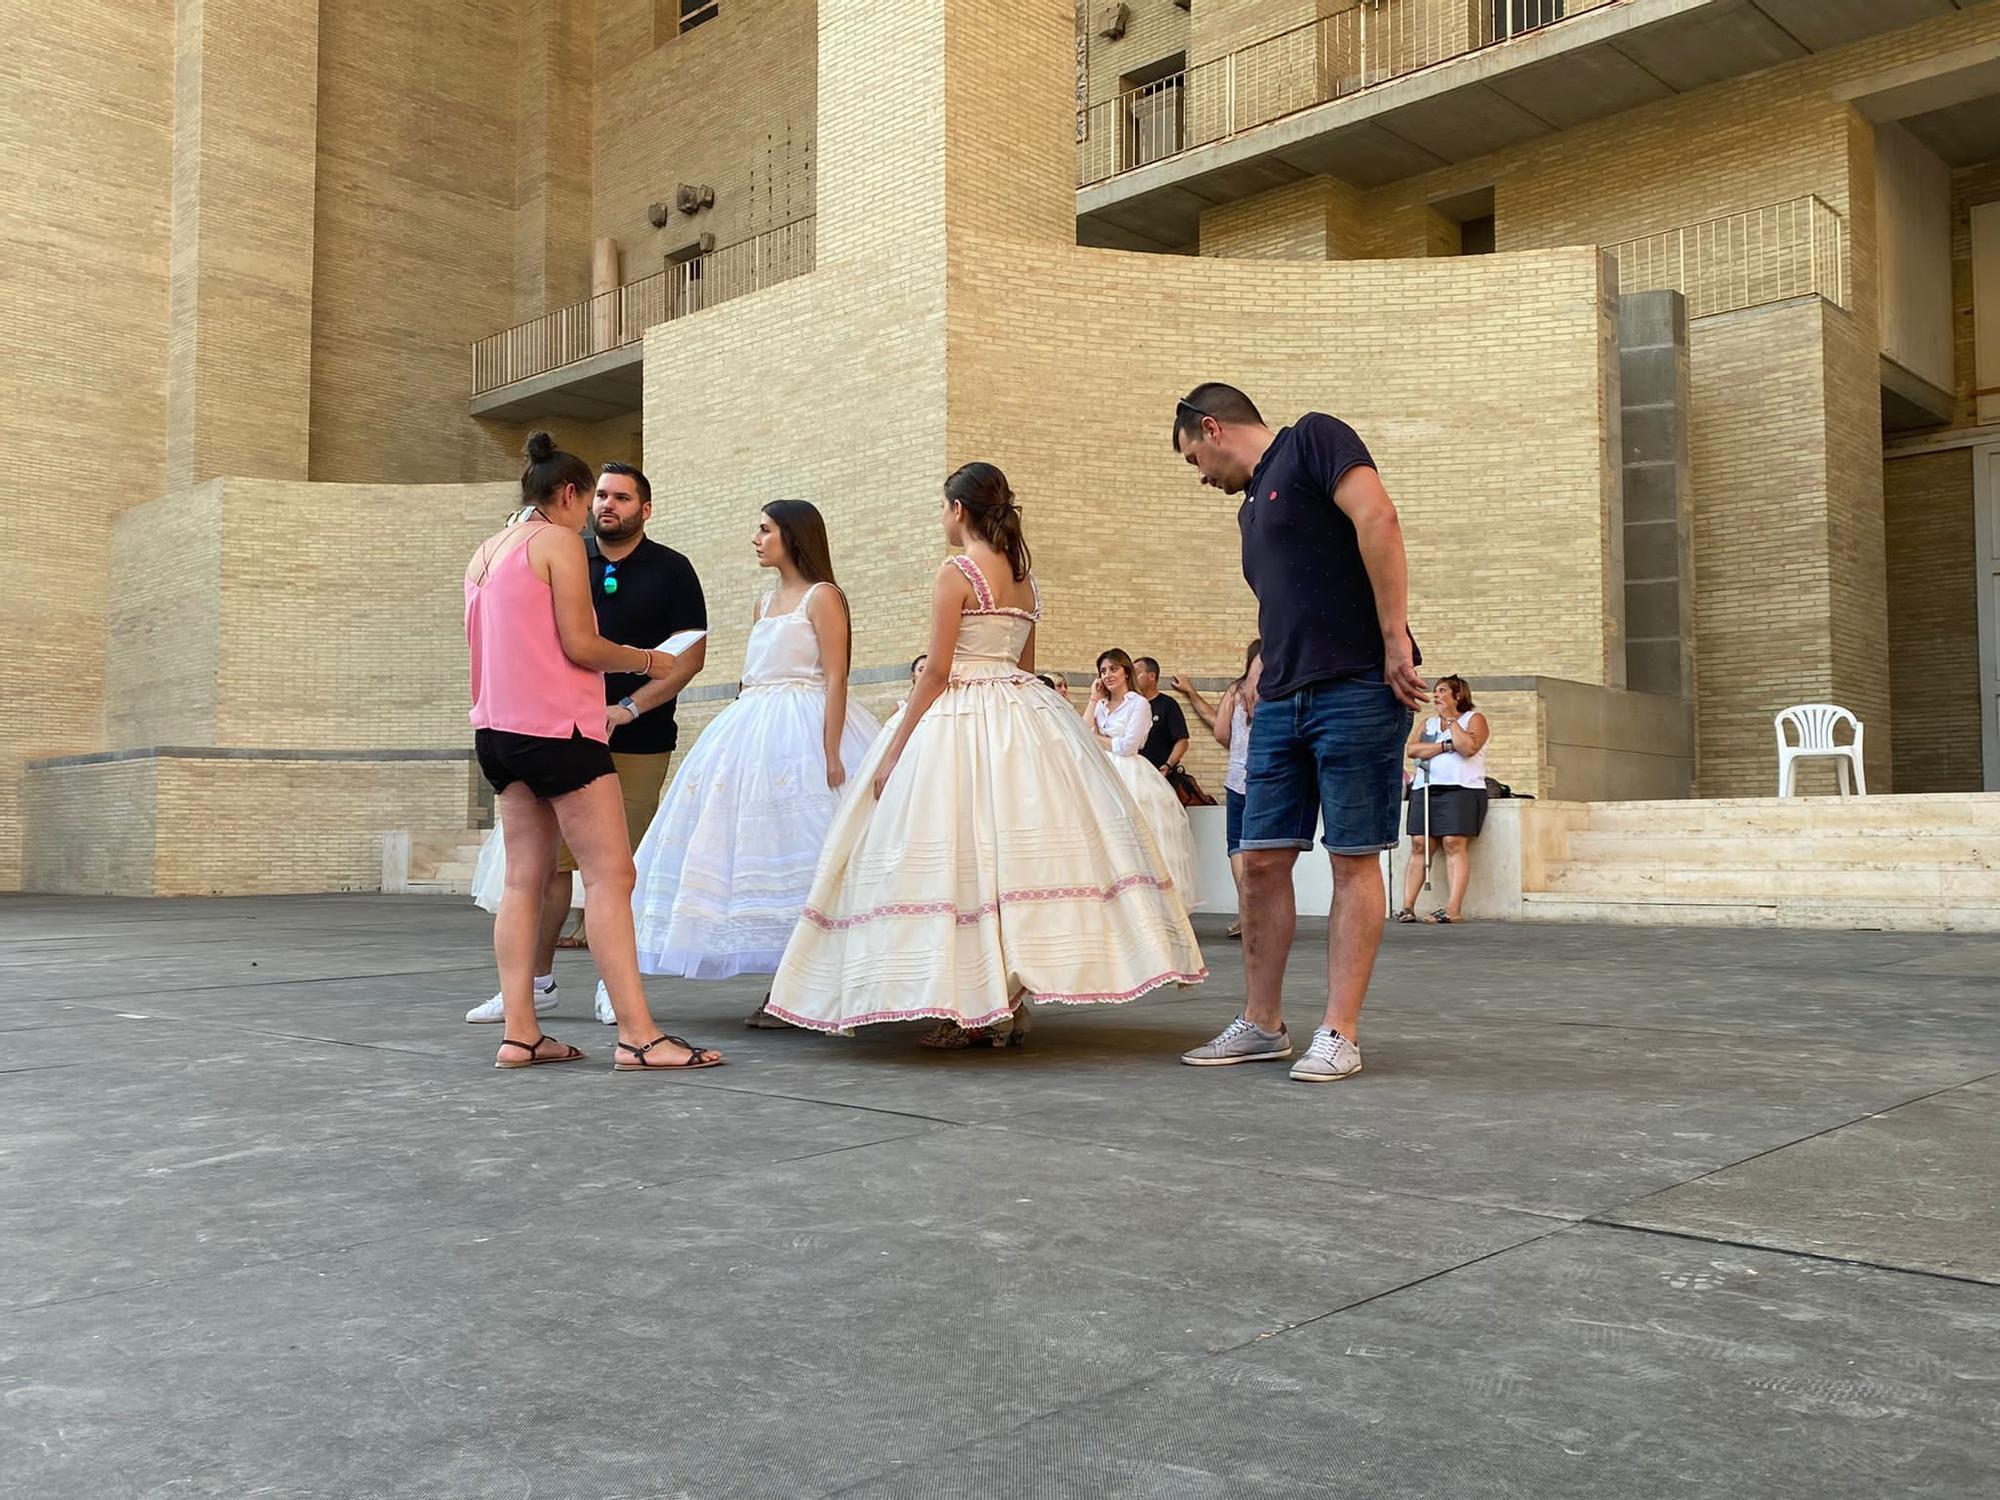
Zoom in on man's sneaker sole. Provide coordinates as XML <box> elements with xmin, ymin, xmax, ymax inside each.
<box><xmin>1181</xmin><ymin>1044</ymin><xmax>1293</xmax><ymax>1066</ymax></box>
<box><xmin>1288</xmin><ymin>1060</ymin><xmax>1362</xmax><ymax>1083</ymax></box>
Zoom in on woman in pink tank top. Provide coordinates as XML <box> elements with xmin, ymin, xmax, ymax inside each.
<box><xmin>464</xmin><ymin>432</ymin><xmax>722</xmax><ymax>1073</ymax></box>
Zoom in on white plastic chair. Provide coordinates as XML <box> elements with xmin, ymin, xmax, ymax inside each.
<box><xmin>1775</xmin><ymin>704</ymin><xmax>1865</xmax><ymax>797</ymax></box>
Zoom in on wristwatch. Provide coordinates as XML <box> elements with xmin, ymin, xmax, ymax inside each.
<box><xmin>618</xmin><ymin>696</ymin><xmax>641</xmax><ymax>720</ymax></box>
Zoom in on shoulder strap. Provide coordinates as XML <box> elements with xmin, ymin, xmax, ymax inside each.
<box><xmin>948</xmin><ymin>555</ymin><xmax>993</xmax><ymax>611</ymax></box>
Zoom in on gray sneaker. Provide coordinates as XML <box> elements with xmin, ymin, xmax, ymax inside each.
<box><xmin>1181</xmin><ymin>1015</ymin><xmax>1292</xmax><ymax>1066</ymax></box>
<box><xmin>1289</xmin><ymin>1026</ymin><xmax>1362</xmax><ymax>1083</ymax></box>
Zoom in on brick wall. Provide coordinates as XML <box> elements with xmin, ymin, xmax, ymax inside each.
<box><xmin>25</xmin><ymin>752</ymin><xmax>470</xmax><ymax>896</ymax></box>
<box><xmin>1950</xmin><ymin>160</ymin><xmax>2000</xmax><ymax>430</ymax></box>
<box><xmin>308</xmin><ymin>0</ymin><xmax>523</xmax><ymax>485</ymax></box>
<box><xmin>104</xmin><ymin>479</ymin><xmax>513</xmax><ymax>752</ymax></box>
<box><xmin>1885</xmin><ymin>449</ymin><xmax>1981</xmax><ymax>794</ymax></box>
<box><xmin>0</xmin><ymin>0</ymin><xmax>176</xmax><ymax>887</ymax></box>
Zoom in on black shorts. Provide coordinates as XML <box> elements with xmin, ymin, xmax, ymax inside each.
<box><xmin>1406</xmin><ymin>784</ymin><xmax>1489</xmax><ymax>838</ymax></box>
<box><xmin>475</xmin><ymin>728</ymin><xmax>615</xmax><ymax>801</ymax></box>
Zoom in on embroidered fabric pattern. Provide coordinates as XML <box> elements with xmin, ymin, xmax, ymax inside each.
<box><xmin>949</xmin><ymin>555</ymin><xmax>1041</xmax><ymax>621</ymax></box>
<box><xmin>796</xmin><ymin>876</ymin><xmax>1168</xmax><ymax>936</ymax></box>
<box><xmin>763</xmin><ymin>966</ymin><xmax>1209</xmax><ymax>1033</ymax></box>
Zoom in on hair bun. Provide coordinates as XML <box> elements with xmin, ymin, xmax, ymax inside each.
<box><xmin>524</xmin><ymin>431</ymin><xmax>557</xmax><ymax>464</ymax></box>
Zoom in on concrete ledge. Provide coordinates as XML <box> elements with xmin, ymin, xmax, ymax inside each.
<box><xmin>24</xmin><ymin>749</ymin><xmax>475</xmax><ymax>897</ymax></box>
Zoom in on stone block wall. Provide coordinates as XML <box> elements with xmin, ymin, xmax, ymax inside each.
<box><xmin>1885</xmin><ymin>448</ymin><xmax>1982</xmax><ymax>794</ymax></box>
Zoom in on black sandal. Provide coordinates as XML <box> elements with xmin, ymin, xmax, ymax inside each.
<box><xmin>1394</xmin><ymin>908</ymin><xmax>1417</xmax><ymax>924</ymax></box>
<box><xmin>614</xmin><ymin>1033</ymin><xmax>725</xmax><ymax>1071</ymax></box>
<box><xmin>495</xmin><ymin>1035</ymin><xmax>586</xmax><ymax>1069</ymax></box>
<box><xmin>1424</xmin><ymin>909</ymin><xmax>1454</xmax><ymax>925</ymax></box>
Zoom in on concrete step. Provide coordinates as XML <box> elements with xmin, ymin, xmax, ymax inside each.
<box><xmin>1581</xmin><ymin>793</ymin><xmax>2000</xmax><ymax>836</ymax></box>
<box><xmin>1520</xmin><ymin>892</ymin><xmax>2000</xmax><ymax>933</ymax></box>
<box><xmin>1561</xmin><ymin>831</ymin><xmax>2000</xmax><ymax>868</ymax></box>
<box><xmin>1541</xmin><ymin>865</ymin><xmax>2000</xmax><ymax>903</ymax></box>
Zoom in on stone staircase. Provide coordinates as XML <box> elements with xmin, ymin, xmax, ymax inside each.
<box><xmin>381</xmin><ymin>827</ymin><xmax>489</xmax><ymax>897</ymax></box>
<box><xmin>1520</xmin><ymin>793</ymin><xmax>2000</xmax><ymax>931</ymax></box>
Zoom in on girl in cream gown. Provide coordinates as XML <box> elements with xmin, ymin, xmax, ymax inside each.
<box><xmin>765</xmin><ymin>463</ymin><xmax>1205</xmax><ymax>1047</ymax></box>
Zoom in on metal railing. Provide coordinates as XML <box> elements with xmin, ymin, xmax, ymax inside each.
<box><xmin>1605</xmin><ymin>196</ymin><xmax>1847</xmax><ymax>319</ymax></box>
<box><xmin>470</xmin><ymin>216</ymin><xmax>816</xmax><ymax>397</ymax></box>
<box><xmin>1078</xmin><ymin>0</ymin><xmax>1617</xmax><ymax>186</ymax></box>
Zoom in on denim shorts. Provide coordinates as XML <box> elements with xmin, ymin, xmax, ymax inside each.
<box><xmin>1239</xmin><ymin>677</ymin><xmax>1412</xmax><ymax>856</ymax></box>
<box><xmin>1224</xmin><ymin>788</ymin><xmax>1246</xmax><ymax>857</ymax></box>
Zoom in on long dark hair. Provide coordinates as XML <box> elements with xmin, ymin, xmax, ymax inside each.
<box><xmin>521</xmin><ymin>431</ymin><xmax>593</xmax><ymax>509</ymax></box>
<box><xmin>1235</xmin><ymin>636</ymin><xmax>1263</xmax><ymax>720</ymax></box>
<box><xmin>764</xmin><ymin>499</ymin><xmax>849</xmax><ymax>660</ymax></box>
<box><xmin>943</xmin><ymin>462</ymin><xmax>1031</xmax><ymax>581</ymax></box>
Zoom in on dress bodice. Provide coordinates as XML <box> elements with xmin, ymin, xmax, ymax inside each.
<box><xmin>742</xmin><ymin>584</ymin><xmax>830</xmax><ymax>688</ymax></box>
<box><xmin>948</xmin><ymin>556</ymin><xmax>1039</xmax><ymax>679</ymax></box>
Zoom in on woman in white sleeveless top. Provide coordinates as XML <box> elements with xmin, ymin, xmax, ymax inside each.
<box><xmin>1396</xmin><ymin>674</ymin><xmax>1490</xmax><ymax>925</ymax></box>
<box><xmin>630</xmin><ymin>502</ymin><xmax>878</xmax><ymax>992</ymax></box>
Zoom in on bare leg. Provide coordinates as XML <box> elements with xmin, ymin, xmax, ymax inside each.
<box><xmin>1443</xmin><ymin>835</ymin><xmax>1471</xmax><ymax>920</ymax></box>
<box><xmin>1227</xmin><ymin>851</ymin><xmax>1246</xmax><ymax>933</ymax></box>
<box><xmin>553</xmin><ymin>775</ymin><xmax>715</xmax><ymax>1066</ymax></box>
<box><xmin>1324</xmin><ymin>852</ymin><xmax>1389</xmax><ymax>1041</ymax></box>
<box><xmin>1399</xmin><ymin>838</ymin><xmax>1427</xmax><ymax>914</ymax></box>
<box><xmin>496</xmin><ymin>786</ymin><xmax>561</xmax><ymax>1050</ymax></box>
<box><xmin>533</xmin><ymin>870</ymin><xmax>573</xmax><ymax>975</ymax></box>
<box><xmin>1239</xmin><ymin>848</ymin><xmax>1300</xmax><ymax>1033</ymax></box>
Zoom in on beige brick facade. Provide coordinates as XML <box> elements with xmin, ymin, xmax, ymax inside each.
<box><xmin>1885</xmin><ymin>449</ymin><xmax>1982</xmax><ymax>795</ymax></box>
<box><xmin>7</xmin><ymin>0</ymin><xmax>2000</xmax><ymax>891</ymax></box>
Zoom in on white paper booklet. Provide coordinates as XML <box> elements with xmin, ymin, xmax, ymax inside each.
<box><xmin>656</xmin><ymin>628</ymin><xmax>707</xmax><ymax>655</ymax></box>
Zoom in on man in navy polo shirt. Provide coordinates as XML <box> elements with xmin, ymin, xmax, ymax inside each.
<box><xmin>1171</xmin><ymin>382</ymin><xmax>1427</xmax><ymax>1083</ymax></box>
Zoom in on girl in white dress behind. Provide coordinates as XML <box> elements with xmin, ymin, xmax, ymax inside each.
<box><xmin>766</xmin><ymin>462</ymin><xmax>1205</xmax><ymax>1048</ymax></box>
<box><xmin>1089</xmin><ymin>648</ymin><xmax>1200</xmax><ymax>914</ymax></box>
<box><xmin>630</xmin><ymin>501</ymin><xmax>878</xmax><ymax>1008</ymax></box>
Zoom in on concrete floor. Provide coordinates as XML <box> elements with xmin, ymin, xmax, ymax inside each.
<box><xmin>2</xmin><ymin>895</ymin><xmax>1996</xmax><ymax>1499</ymax></box>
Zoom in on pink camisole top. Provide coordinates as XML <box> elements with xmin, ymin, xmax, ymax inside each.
<box><xmin>464</xmin><ymin>525</ymin><xmax>608</xmax><ymax>743</ymax></box>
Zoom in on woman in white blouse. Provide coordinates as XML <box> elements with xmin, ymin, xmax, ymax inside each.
<box><xmin>1090</xmin><ymin>648</ymin><xmax>1199</xmax><ymax>913</ymax></box>
<box><xmin>1396</xmin><ymin>674</ymin><xmax>1491</xmax><ymax>925</ymax></box>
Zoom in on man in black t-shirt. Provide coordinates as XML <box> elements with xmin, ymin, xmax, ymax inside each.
<box><xmin>1171</xmin><ymin>382</ymin><xmax>1427</xmax><ymax>1085</ymax></box>
<box><xmin>464</xmin><ymin>461</ymin><xmax>707</xmax><ymax>1027</ymax></box>
<box><xmin>1132</xmin><ymin>657</ymin><xmax>1191</xmax><ymax>773</ymax></box>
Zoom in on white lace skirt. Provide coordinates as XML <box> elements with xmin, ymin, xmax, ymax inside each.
<box><xmin>631</xmin><ymin>684</ymin><xmax>878</xmax><ymax>979</ymax></box>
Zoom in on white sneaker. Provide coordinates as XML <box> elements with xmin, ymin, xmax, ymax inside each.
<box><xmin>594</xmin><ymin>980</ymin><xmax>617</xmax><ymax>1025</ymax></box>
<box><xmin>1289</xmin><ymin>1026</ymin><xmax>1362</xmax><ymax>1083</ymax></box>
<box><xmin>464</xmin><ymin>982</ymin><xmax>557</xmax><ymax>1024</ymax></box>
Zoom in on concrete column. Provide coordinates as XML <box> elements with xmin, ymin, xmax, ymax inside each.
<box><xmin>165</xmin><ymin>0</ymin><xmax>321</xmax><ymax>488</ymax></box>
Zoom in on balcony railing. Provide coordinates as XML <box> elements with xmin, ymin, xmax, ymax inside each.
<box><xmin>470</xmin><ymin>216</ymin><xmax>816</xmax><ymax>397</ymax></box>
<box><xmin>1078</xmin><ymin>0</ymin><xmax>1617</xmax><ymax>187</ymax></box>
<box><xmin>1605</xmin><ymin>196</ymin><xmax>1847</xmax><ymax>319</ymax></box>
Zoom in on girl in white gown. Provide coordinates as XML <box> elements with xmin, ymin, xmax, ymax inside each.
<box><xmin>1089</xmin><ymin>648</ymin><xmax>1200</xmax><ymax>914</ymax></box>
<box><xmin>765</xmin><ymin>462</ymin><xmax>1205</xmax><ymax>1048</ymax></box>
<box><xmin>630</xmin><ymin>501</ymin><xmax>878</xmax><ymax>986</ymax></box>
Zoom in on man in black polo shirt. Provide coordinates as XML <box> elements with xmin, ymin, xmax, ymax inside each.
<box><xmin>464</xmin><ymin>461</ymin><xmax>707</xmax><ymax>1026</ymax></box>
<box><xmin>1171</xmin><ymin>383</ymin><xmax>1426</xmax><ymax>1084</ymax></box>
<box><xmin>1132</xmin><ymin>657</ymin><xmax>1191</xmax><ymax>774</ymax></box>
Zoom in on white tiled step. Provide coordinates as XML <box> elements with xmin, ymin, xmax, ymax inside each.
<box><xmin>1560</xmin><ymin>832</ymin><xmax>2000</xmax><ymax>868</ymax></box>
<box><xmin>1541</xmin><ymin>865</ymin><xmax>2000</xmax><ymax>903</ymax></box>
<box><xmin>1581</xmin><ymin>794</ymin><xmax>2000</xmax><ymax>836</ymax></box>
<box><xmin>1520</xmin><ymin>893</ymin><xmax>2000</xmax><ymax>933</ymax></box>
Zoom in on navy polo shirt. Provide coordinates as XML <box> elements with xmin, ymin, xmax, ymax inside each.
<box><xmin>1238</xmin><ymin>412</ymin><xmax>1419</xmax><ymax>701</ymax></box>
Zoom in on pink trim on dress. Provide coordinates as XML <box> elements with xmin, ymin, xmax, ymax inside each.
<box><xmin>799</xmin><ymin>872</ymin><xmax>1175</xmax><ymax>931</ymax></box>
<box><xmin>761</xmin><ymin>965</ymin><xmax>1209</xmax><ymax>1034</ymax></box>
<box><xmin>949</xmin><ymin>554</ymin><xmax>1041</xmax><ymax>621</ymax></box>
